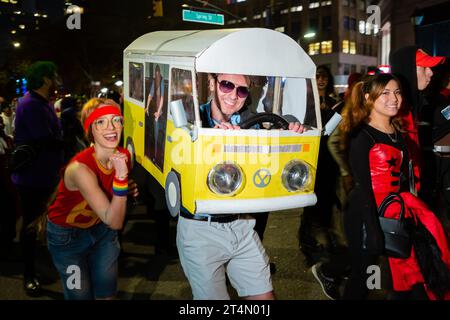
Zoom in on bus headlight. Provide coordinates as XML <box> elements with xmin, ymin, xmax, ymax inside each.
<box><xmin>282</xmin><ymin>160</ymin><xmax>312</xmax><ymax>192</ymax></box>
<box><xmin>207</xmin><ymin>162</ymin><xmax>243</xmax><ymax>196</ymax></box>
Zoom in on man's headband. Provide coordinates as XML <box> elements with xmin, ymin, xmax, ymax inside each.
<box><xmin>84</xmin><ymin>105</ymin><xmax>122</xmax><ymax>133</ymax></box>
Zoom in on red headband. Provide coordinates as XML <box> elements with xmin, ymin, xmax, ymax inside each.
<box><xmin>84</xmin><ymin>105</ymin><xmax>122</xmax><ymax>133</ymax></box>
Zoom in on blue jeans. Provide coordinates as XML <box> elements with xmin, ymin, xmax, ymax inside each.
<box><xmin>46</xmin><ymin>220</ymin><xmax>120</xmax><ymax>300</ymax></box>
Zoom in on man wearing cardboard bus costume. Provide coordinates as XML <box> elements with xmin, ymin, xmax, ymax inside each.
<box><xmin>176</xmin><ymin>73</ymin><xmax>304</xmax><ymax>300</ymax></box>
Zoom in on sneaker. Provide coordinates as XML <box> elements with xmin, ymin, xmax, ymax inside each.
<box><xmin>23</xmin><ymin>276</ymin><xmax>42</xmax><ymax>298</ymax></box>
<box><xmin>311</xmin><ymin>263</ymin><xmax>341</xmax><ymax>300</ymax></box>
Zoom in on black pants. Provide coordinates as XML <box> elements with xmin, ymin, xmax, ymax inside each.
<box><xmin>342</xmin><ymin>248</ymin><xmax>378</xmax><ymax>300</ymax></box>
<box><xmin>0</xmin><ymin>176</ymin><xmax>18</xmax><ymax>248</ymax></box>
<box><xmin>344</xmin><ymin>211</ymin><xmax>380</xmax><ymax>299</ymax></box>
<box><xmin>253</xmin><ymin>212</ymin><xmax>269</xmax><ymax>242</ymax></box>
<box><xmin>16</xmin><ymin>185</ymin><xmax>54</xmax><ymax>278</ymax></box>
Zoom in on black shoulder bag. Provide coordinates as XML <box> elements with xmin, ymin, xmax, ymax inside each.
<box><xmin>378</xmin><ymin>192</ymin><xmax>413</xmax><ymax>259</ymax></box>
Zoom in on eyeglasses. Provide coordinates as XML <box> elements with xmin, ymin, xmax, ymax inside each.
<box><xmin>94</xmin><ymin>116</ymin><xmax>124</xmax><ymax>130</ymax></box>
<box><xmin>217</xmin><ymin>80</ymin><xmax>250</xmax><ymax>99</ymax></box>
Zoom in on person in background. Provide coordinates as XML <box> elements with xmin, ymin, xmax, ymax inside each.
<box><xmin>46</xmin><ymin>98</ymin><xmax>138</xmax><ymax>299</ymax></box>
<box><xmin>1</xmin><ymin>102</ymin><xmax>15</xmax><ymax>138</ymax></box>
<box><xmin>430</xmin><ymin>59</ymin><xmax>450</xmax><ymax>225</ymax></box>
<box><xmin>298</xmin><ymin>65</ymin><xmax>343</xmax><ymax>266</ymax></box>
<box><xmin>0</xmin><ymin>115</ymin><xmax>18</xmax><ymax>258</ymax></box>
<box><xmin>390</xmin><ymin>47</ymin><xmax>446</xmax><ymax>203</ymax></box>
<box><xmin>328</xmin><ymin>72</ymin><xmax>363</xmax><ymax>196</ymax></box>
<box><xmin>145</xmin><ymin>64</ymin><xmax>165</xmax><ymax>166</ymax></box>
<box><xmin>12</xmin><ymin>61</ymin><xmax>64</xmax><ymax>297</ymax></box>
<box><xmin>60</xmin><ymin>96</ymin><xmax>88</xmax><ymax>164</ymax></box>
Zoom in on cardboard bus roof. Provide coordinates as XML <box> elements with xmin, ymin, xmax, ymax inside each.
<box><xmin>124</xmin><ymin>28</ymin><xmax>316</xmax><ymax>78</ymax></box>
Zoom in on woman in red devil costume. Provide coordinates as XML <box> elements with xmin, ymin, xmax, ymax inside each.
<box><xmin>340</xmin><ymin>73</ymin><xmax>450</xmax><ymax>300</ymax></box>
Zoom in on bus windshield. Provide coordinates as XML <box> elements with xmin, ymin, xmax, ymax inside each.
<box><xmin>196</xmin><ymin>73</ymin><xmax>318</xmax><ymax>129</ymax></box>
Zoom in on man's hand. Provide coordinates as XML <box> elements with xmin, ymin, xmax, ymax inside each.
<box><xmin>214</xmin><ymin>122</ymin><xmax>241</xmax><ymax>130</ymax></box>
<box><xmin>288</xmin><ymin>122</ymin><xmax>306</xmax><ymax>133</ymax></box>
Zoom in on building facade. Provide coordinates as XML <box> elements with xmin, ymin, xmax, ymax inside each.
<box><xmin>213</xmin><ymin>0</ymin><xmax>380</xmax><ymax>89</ymax></box>
<box><xmin>378</xmin><ymin>0</ymin><xmax>449</xmax><ymax>65</ymax></box>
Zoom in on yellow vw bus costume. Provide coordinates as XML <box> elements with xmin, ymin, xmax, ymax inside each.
<box><xmin>123</xmin><ymin>28</ymin><xmax>322</xmax><ymax>218</ymax></box>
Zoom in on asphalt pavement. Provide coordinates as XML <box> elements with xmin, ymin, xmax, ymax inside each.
<box><xmin>0</xmin><ymin>205</ymin><xmax>340</xmax><ymax>300</ymax></box>
<box><xmin>6</xmin><ymin>185</ymin><xmax>415</xmax><ymax>303</ymax></box>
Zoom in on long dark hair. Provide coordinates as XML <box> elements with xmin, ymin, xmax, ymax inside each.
<box><xmin>316</xmin><ymin>65</ymin><xmax>335</xmax><ymax>97</ymax></box>
<box><xmin>340</xmin><ymin>73</ymin><xmax>403</xmax><ymax>135</ymax></box>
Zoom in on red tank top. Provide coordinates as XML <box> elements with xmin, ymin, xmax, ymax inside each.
<box><xmin>47</xmin><ymin>146</ymin><xmax>130</xmax><ymax>228</ymax></box>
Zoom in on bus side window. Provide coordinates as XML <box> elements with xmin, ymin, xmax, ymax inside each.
<box><xmin>129</xmin><ymin>62</ymin><xmax>144</xmax><ymax>102</ymax></box>
<box><xmin>171</xmin><ymin>68</ymin><xmax>195</xmax><ymax>124</ymax></box>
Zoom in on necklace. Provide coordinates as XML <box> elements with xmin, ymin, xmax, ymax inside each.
<box><xmin>387</xmin><ymin>130</ymin><xmax>398</xmax><ymax>143</ymax></box>
<box><xmin>369</xmin><ymin>123</ymin><xmax>398</xmax><ymax>143</ymax></box>
<box><xmin>97</xmin><ymin>157</ymin><xmax>111</xmax><ymax>169</ymax></box>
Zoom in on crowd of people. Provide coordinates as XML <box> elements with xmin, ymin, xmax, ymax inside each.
<box><xmin>0</xmin><ymin>47</ymin><xmax>449</xmax><ymax>300</ymax></box>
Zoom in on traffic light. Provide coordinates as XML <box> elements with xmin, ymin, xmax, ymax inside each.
<box><xmin>153</xmin><ymin>0</ymin><xmax>163</xmax><ymax>17</ymax></box>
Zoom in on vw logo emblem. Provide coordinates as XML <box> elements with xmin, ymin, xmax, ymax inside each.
<box><xmin>253</xmin><ymin>169</ymin><xmax>271</xmax><ymax>188</ymax></box>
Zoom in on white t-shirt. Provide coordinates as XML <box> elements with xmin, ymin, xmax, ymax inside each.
<box><xmin>0</xmin><ymin>136</ymin><xmax>8</xmax><ymax>155</ymax></box>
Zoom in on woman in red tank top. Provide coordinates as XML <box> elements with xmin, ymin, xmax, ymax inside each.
<box><xmin>46</xmin><ymin>98</ymin><xmax>138</xmax><ymax>300</ymax></box>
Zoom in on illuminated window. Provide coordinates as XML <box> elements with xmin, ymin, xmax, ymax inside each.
<box><xmin>321</xmin><ymin>1</ymin><xmax>332</xmax><ymax>6</ymax></box>
<box><xmin>309</xmin><ymin>42</ymin><xmax>320</xmax><ymax>55</ymax></box>
<box><xmin>359</xmin><ymin>20</ymin><xmax>365</xmax><ymax>34</ymax></box>
<box><xmin>342</xmin><ymin>40</ymin><xmax>349</xmax><ymax>53</ymax></box>
<box><xmin>350</xmin><ymin>41</ymin><xmax>356</xmax><ymax>54</ymax></box>
<box><xmin>321</xmin><ymin>41</ymin><xmax>333</xmax><ymax>54</ymax></box>
<box><xmin>282</xmin><ymin>6</ymin><xmax>303</xmax><ymax>14</ymax></box>
<box><xmin>309</xmin><ymin>1</ymin><xmax>320</xmax><ymax>9</ymax></box>
<box><xmin>65</xmin><ymin>6</ymin><xmax>84</xmax><ymax>14</ymax></box>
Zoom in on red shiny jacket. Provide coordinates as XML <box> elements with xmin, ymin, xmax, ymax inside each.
<box><xmin>369</xmin><ymin>142</ymin><xmax>450</xmax><ymax>299</ymax></box>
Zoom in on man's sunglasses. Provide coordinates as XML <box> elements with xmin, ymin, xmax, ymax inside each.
<box><xmin>217</xmin><ymin>80</ymin><xmax>250</xmax><ymax>99</ymax></box>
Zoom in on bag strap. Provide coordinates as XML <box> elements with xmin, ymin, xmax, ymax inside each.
<box><xmin>378</xmin><ymin>192</ymin><xmax>405</xmax><ymax>220</ymax></box>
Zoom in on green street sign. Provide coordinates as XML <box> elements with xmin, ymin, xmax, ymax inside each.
<box><xmin>182</xmin><ymin>9</ymin><xmax>224</xmax><ymax>25</ymax></box>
